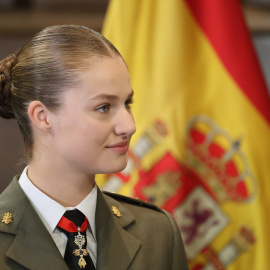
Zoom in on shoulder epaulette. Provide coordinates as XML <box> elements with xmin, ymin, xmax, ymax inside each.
<box><xmin>103</xmin><ymin>191</ymin><xmax>163</xmax><ymax>213</ymax></box>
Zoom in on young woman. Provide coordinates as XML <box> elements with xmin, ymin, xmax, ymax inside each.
<box><xmin>0</xmin><ymin>25</ymin><xmax>189</xmax><ymax>270</ymax></box>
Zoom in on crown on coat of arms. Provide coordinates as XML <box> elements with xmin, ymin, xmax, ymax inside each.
<box><xmin>184</xmin><ymin>115</ymin><xmax>256</xmax><ymax>203</ymax></box>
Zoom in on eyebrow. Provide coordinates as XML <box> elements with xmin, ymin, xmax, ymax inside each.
<box><xmin>90</xmin><ymin>90</ymin><xmax>134</xmax><ymax>101</ymax></box>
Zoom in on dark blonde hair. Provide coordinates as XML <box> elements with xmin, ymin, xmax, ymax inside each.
<box><xmin>0</xmin><ymin>25</ymin><xmax>122</xmax><ymax>160</ymax></box>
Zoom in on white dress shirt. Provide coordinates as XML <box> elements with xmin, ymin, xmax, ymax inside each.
<box><xmin>18</xmin><ymin>167</ymin><xmax>97</xmax><ymax>267</ymax></box>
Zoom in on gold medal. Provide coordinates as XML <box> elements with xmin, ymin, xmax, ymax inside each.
<box><xmin>78</xmin><ymin>257</ymin><xmax>87</xmax><ymax>268</ymax></box>
<box><xmin>73</xmin><ymin>249</ymin><xmax>89</xmax><ymax>256</ymax></box>
<box><xmin>74</xmin><ymin>234</ymin><xmax>86</xmax><ymax>247</ymax></box>
<box><xmin>73</xmin><ymin>227</ymin><xmax>89</xmax><ymax>268</ymax></box>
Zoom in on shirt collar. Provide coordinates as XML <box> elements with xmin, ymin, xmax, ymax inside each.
<box><xmin>18</xmin><ymin>166</ymin><xmax>97</xmax><ymax>239</ymax></box>
<box><xmin>72</xmin><ymin>185</ymin><xmax>97</xmax><ymax>238</ymax></box>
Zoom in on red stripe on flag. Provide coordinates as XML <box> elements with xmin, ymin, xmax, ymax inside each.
<box><xmin>184</xmin><ymin>0</ymin><xmax>270</xmax><ymax>124</ymax></box>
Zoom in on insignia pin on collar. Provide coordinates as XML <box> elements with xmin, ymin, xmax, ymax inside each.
<box><xmin>2</xmin><ymin>212</ymin><xmax>13</xmax><ymax>224</ymax></box>
<box><xmin>112</xmin><ymin>206</ymin><xmax>122</xmax><ymax>217</ymax></box>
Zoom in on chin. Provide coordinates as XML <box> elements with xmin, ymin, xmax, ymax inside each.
<box><xmin>105</xmin><ymin>159</ymin><xmax>128</xmax><ymax>174</ymax></box>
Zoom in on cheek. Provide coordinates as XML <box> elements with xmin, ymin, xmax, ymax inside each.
<box><xmin>80</xmin><ymin>120</ymin><xmax>113</xmax><ymax>147</ymax></box>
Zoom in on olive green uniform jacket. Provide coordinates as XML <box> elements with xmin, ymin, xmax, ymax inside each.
<box><xmin>0</xmin><ymin>176</ymin><xmax>189</xmax><ymax>270</ymax></box>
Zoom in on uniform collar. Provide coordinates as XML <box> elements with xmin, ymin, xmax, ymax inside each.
<box><xmin>95</xmin><ymin>188</ymin><xmax>141</xmax><ymax>270</ymax></box>
<box><xmin>19</xmin><ymin>166</ymin><xmax>97</xmax><ymax>239</ymax></box>
<box><xmin>0</xmin><ymin>176</ymin><xmax>69</xmax><ymax>270</ymax></box>
<box><xmin>0</xmin><ymin>176</ymin><xmax>141</xmax><ymax>270</ymax></box>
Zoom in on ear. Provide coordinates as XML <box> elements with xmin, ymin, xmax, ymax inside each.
<box><xmin>28</xmin><ymin>101</ymin><xmax>51</xmax><ymax>133</ymax></box>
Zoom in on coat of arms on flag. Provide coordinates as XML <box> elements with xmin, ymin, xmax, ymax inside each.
<box><xmin>100</xmin><ymin>0</ymin><xmax>270</xmax><ymax>269</ymax></box>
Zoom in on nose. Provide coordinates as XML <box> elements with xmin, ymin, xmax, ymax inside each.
<box><xmin>114</xmin><ymin>108</ymin><xmax>136</xmax><ymax>137</ymax></box>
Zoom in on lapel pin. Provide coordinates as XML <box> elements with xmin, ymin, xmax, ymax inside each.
<box><xmin>2</xmin><ymin>212</ymin><xmax>13</xmax><ymax>224</ymax></box>
<box><xmin>112</xmin><ymin>206</ymin><xmax>122</xmax><ymax>217</ymax></box>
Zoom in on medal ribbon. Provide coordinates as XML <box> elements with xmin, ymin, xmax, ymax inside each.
<box><xmin>58</xmin><ymin>215</ymin><xmax>89</xmax><ymax>232</ymax></box>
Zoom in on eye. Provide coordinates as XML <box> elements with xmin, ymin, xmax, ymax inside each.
<box><xmin>125</xmin><ymin>98</ymin><xmax>135</xmax><ymax>109</ymax></box>
<box><xmin>96</xmin><ymin>104</ymin><xmax>110</xmax><ymax>113</ymax></box>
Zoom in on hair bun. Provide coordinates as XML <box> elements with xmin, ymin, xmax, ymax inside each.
<box><xmin>0</xmin><ymin>53</ymin><xmax>16</xmax><ymax>119</ymax></box>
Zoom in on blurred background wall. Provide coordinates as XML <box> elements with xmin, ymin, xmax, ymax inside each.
<box><xmin>0</xmin><ymin>0</ymin><xmax>269</xmax><ymax>192</ymax></box>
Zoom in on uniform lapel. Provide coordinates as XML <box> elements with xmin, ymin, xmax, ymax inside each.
<box><xmin>0</xmin><ymin>177</ymin><xmax>68</xmax><ymax>270</ymax></box>
<box><xmin>95</xmin><ymin>188</ymin><xmax>141</xmax><ymax>270</ymax></box>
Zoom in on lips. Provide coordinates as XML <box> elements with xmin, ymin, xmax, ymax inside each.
<box><xmin>106</xmin><ymin>141</ymin><xmax>129</xmax><ymax>154</ymax></box>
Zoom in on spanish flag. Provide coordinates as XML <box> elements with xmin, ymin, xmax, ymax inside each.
<box><xmin>100</xmin><ymin>0</ymin><xmax>270</xmax><ymax>269</ymax></box>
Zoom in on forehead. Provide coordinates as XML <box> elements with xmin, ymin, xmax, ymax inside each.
<box><xmin>64</xmin><ymin>56</ymin><xmax>132</xmax><ymax>102</ymax></box>
<box><xmin>80</xmin><ymin>56</ymin><xmax>129</xmax><ymax>85</ymax></box>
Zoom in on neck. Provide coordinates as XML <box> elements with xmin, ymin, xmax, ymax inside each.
<box><xmin>27</xmin><ymin>162</ymin><xmax>95</xmax><ymax>207</ymax></box>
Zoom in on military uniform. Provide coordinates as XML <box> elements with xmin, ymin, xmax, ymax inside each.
<box><xmin>0</xmin><ymin>176</ymin><xmax>189</xmax><ymax>270</ymax></box>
